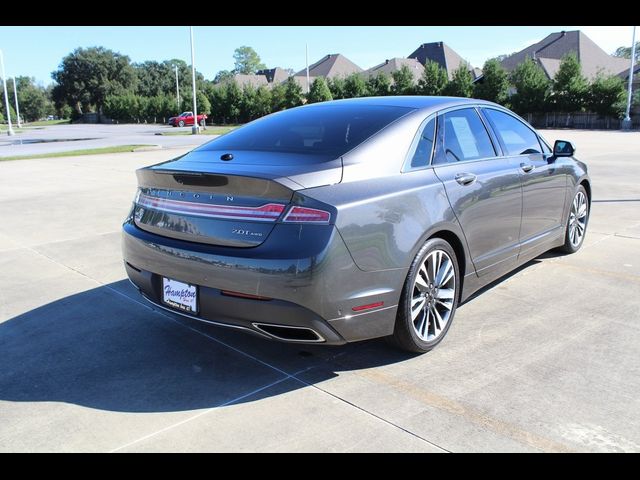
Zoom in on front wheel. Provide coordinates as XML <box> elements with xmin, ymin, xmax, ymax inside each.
<box><xmin>389</xmin><ymin>238</ymin><xmax>460</xmax><ymax>353</ymax></box>
<box><xmin>178</xmin><ymin>120</ymin><xmax>185</xmax><ymax>127</ymax></box>
<box><xmin>560</xmin><ymin>185</ymin><xmax>589</xmax><ymax>254</ymax></box>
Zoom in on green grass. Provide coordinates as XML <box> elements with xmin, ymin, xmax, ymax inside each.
<box><xmin>0</xmin><ymin>145</ymin><xmax>154</xmax><ymax>162</ymax></box>
<box><xmin>161</xmin><ymin>125</ymin><xmax>240</xmax><ymax>136</ymax></box>
<box><xmin>23</xmin><ymin>119</ymin><xmax>71</xmax><ymax>127</ymax></box>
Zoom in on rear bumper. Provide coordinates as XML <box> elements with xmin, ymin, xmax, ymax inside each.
<box><xmin>122</xmin><ymin>219</ymin><xmax>405</xmax><ymax>344</ymax></box>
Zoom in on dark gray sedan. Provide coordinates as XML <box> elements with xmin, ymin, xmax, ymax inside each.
<box><xmin>122</xmin><ymin>97</ymin><xmax>590</xmax><ymax>353</ymax></box>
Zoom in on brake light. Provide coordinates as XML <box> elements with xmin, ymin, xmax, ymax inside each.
<box><xmin>137</xmin><ymin>192</ymin><xmax>285</xmax><ymax>222</ymax></box>
<box><xmin>283</xmin><ymin>206</ymin><xmax>331</xmax><ymax>224</ymax></box>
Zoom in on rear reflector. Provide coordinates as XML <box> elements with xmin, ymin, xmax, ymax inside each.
<box><xmin>137</xmin><ymin>192</ymin><xmax>285</xmax><ymax>222</ymax></box>
<box><xmin>352</xmin><ymin>301</ymin><xmax>384</xmax><ymax>312</ymax></box>
<box><xmin>283</xmin><ymin>206</ymin><xmax>331</xmax><ymax>224</ymax></box>
<box><xmin>221</xmin><ymin>290</ymin><xmax>272</xmax><ymax>301</ymax></box>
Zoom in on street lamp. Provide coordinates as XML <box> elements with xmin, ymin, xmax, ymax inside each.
<box><xmin>189</xmin><ymin>26</ymin><xmax>199</xmax><ymax>135</ymax></box>
<box><xmin>0</xmin><ymin>48</ymin><xmax>15</xmax><ymax>136</ymax></box>
<box><xmin>12</xmin><ymin>77</ymin><xmax>21</xmax><ymax>128</ymax></box>
<box><xmin>622</xmin><ymin>26</ymin><xmax>637</xmax><ymax>131</ymax></box>
<box><xmin>174</xmin><ymin>65</ymin><xmax>180</xmax><ymax>110</ymax></box>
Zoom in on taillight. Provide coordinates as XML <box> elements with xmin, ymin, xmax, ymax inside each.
<box><xmin>137</xmin><ymin>192</ymin><xmax>285</xmax><ymax>222</ymax></box>
<box><xmin>282</xmin><ymin>206</ymin><xmax>331</xmax><ymax>224</ymax></box>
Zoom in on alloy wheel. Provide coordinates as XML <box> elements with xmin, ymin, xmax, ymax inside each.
<box><xmin>568</xmin><ymin>191</ymin><xmax>588</xmax><ymax>247</ymax></box>
<box><xmin>411</xmin><ymin>249</ymin><xmax>456</xmax><ymax>341</ymax></box>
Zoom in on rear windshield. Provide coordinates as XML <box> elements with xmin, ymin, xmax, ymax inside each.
<box><xmin>198</xmin><ymin>104</ymin><xmax>414</xmax><ymax>159</ymax></box>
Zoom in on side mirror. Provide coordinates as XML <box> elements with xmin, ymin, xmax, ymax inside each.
<box><xmin>553</xmin><ymin>140</ymin><xmax>576</xmax><ymax>157</ymax></box>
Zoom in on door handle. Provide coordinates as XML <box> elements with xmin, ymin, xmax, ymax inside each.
<box><xmin>454</xmin><ymin>173</ymin><xmax>477</xmax><ymax>186</ymax></box>
<box><xmin>520</xmin><ymin>163</ymin><xmax>535</xmax><ymax>173</ymax></box>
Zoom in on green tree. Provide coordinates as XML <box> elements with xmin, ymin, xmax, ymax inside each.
<box><xmin>233</xmin><ymin>46</ymin><xmax>266</xmax><ymax>74</ymax></box>
<box><xmin>344</xmin><ymin>73</ymin><xmax>369</xmax><ymax>98</ymax></box>
<box><xmin>223</xmin><ymin>82</ymin><xmax>243</xmax><ymax>123</ymax></box>
<box><xmin>253</xmin><ymin>86</ymin><xmax>273</xmax><ymax>119</ymax></box>
<box><xmin>443</xmin><ymin>64</ymin><xmax>473</xmax><ymax>97</ymax></box>
<box><xmin>587</xmin><ymin>73</ymin><xmax>626</xmax><ymax>117</ymax></box>
<box><xmin>367</xmin><ymin>72</ymin><xmax>391</xmax><ymax>96</ymax></box>
<box><xmin>613</xmin><ymin>42</ymin><xmax>640</xmax><ymax>62</ymax></box>
<box><xmin>270</xmin><ymin>83</ymin><xmax>287</xmax><ymax>111</ymax></box>
<box><xmin>213</xmin><ymin>70</ymin><xmax>234</xmax><ymax>84</ymax></box>
<box><xmin>328</xmin><ymin>77</ymin><xmax>347</xmax><ymax>99</ymax></box>
<box><xmin>417</xmin><ymin>60</ymin><xmax>448</xmax><ymax>96</ymax></box>
<box><xmin>3</xmin><ymin>76</ymin><xmax>51</xmax><ymax>122</ymax></box>
<box><xmin>307</xmin><ymin>77</ymin><xmax>333</xmax><ymax>103</ymax></box>
<box><xmin>51</xmin><ymin>47</ymin><xmax>137</xmax><ymax>117</ymax></box>
<box><xmin>509</xmin><ymin>58</ymin><xmax>550</xmax><ymax>115</ymax></box>
<box><xmin>552</xmin><ymin>53</ymin><xmax>588</xmax><ymax>112</ymax></box>
<box><xmin>282</xmin><ymin>77</ymin><xmax>304</xmax><ymax>109</ymax></box>
<box><xmin>473</xmin><ymin>59</ymin><xmax>509</xmax><ymax>104</ymax></box>
<box><xmin>392</xmin><ymin>65</ymin><xmax>415</xmax><ymax>95</ymax></box>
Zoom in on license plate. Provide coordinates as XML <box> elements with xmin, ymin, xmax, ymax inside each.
<box><xmin>162</xmin><ymin>277</ymin><xmax>198</xmax><ymax>314</ymax></box>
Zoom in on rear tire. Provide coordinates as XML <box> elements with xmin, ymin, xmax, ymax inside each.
<box><xmin>388</xmin><ymin>238</ymin><xmax>460</xmax><ymax>353</ymax></box>
<box><xmin>559</xmin><ymin>185</ymin><xmax>589</xmax><ymax>254</ymax></box>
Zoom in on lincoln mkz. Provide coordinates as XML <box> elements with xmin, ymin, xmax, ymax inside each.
<box><xmin>122</xmin><ymin>97</ymin><xmax>590</xmax><ymax>352</ymax></box>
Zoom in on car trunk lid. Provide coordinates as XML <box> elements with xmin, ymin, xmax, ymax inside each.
<box><xmin>133</xmin><ymin>150</ymin><xmax>341</xmax><ymax>247</ymax></box>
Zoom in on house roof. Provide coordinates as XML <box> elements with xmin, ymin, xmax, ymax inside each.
<box><xmin>289</xmin><ymin>75</ymin><xmax>317</xmax><ymax>91</ymax></box>
<box><xmin>500</xmin><ymin>30</ymin><xmax>629</xmax><ymax>79</ymax></box>
<box><xmin>364</xmin><ymin>58</ymin><xmax>425</xmax><ymax>82</ymax></box>
<box><xmin>407</xmin><ymin>42</ymin><xmax>476</xmax><ymax>80</ymax></box>
<box><xmin>226</xmin><ymin>74</ymin><xmax>269</xmax><ymax>89</ymax></box>
<box><xmin>256</xmin><ymin>67</ymin><xmax>290</xmax><ymax>84</ymax></box>
<box><xmin>295</xmin><ymin>53</ymin><xmax>363</xmax><ymax>79</ymax></box>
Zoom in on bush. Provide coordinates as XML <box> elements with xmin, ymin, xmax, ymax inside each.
<box><xmin>509</xmin><ymin>58</ymin><xmax>550</xmax><ymax>115</ymax></box>
<box><xmin>443</xmin><ymin>64</ymin><xmax>473</xmax><ymax>97</ymax></box>
<box><xmin>474</xmin><ymin>59</ymin><xmax>509</xmax><ymax>105</ymax></box>
<box><xmin>417</xmin><ymin>61</ymin><xmax>448</xmax><ymax>96</ymax></box>
<box><xmin>552</xmin><ymin>53</ymin><xmax>588</xmax><ymax>112</ymax></box>
<box><xmin>587</xmin><ymin>73</ymin><xmax>626</xmax><ymax>117</ymax></box>
<box><xmin>307</xmin><ymin>78</ymin><xmax>333</xmax><ymax>103</ymax></box>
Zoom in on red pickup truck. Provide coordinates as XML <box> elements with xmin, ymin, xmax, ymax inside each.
<box><xmin>168</xmin><ymin>111</ymin><xmax>208</xmax><ymax>127</ymax></box>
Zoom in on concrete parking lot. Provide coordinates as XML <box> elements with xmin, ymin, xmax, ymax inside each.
<box><xmin>0</xmin><ymin>124</ymin><xmax>211</xmax><ymax>157</ymax></box>
<box><xmin>0</xmin><ymin>129</ymin><xmax>639</xmax><ymax>452</ymax></box>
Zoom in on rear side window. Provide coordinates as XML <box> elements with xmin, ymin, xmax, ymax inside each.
<box><xmin>199</xmin><ymin>104</ymin><xmax>414</xmax><ymax>161</ymax></box>
<box><xmin>483</xmin><ymin>109</ymin><xmax>542</xmax><ymax>155</ymax></box>
<box><xmin>440</xmin><ymin>108</ymin><xmax>496</xmax><ymax>163</ymax></box>
<box><xmin>407</xmin><ymin>117</ymin><xmax>436</xmax><ymax>169</ymax></box>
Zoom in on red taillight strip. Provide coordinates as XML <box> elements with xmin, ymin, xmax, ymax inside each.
<box><xmin>283</xmin><ymin>206</ymin><xmax>331</xmax><ymax>224</ymax></box>
<box><xmin>352</xmin><ymin>301</ymin><xmax>384</xmax><ymax>312</ymax></box>
<box><xmin>137</xmin><ymin>193</ymin><xmax>285</xmax><ymax>222</ymax></box>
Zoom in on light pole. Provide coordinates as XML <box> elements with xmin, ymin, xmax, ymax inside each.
<box><xmin>306</xmin><ymin>43</ymin><xmax>310</xmax><ymax>94</ymax></box>
<box><xmin>12</xmin><ymin>77</ymin><xmax>21</xmax><ymax>128</ymax></box>
<box><xmin>174</xmin><ymin>65</ymin><xmax>180</xmax><ymax>110</ymax></box>
<box><xmin>189</xmin><ymin>26</ymin><xmax>199</xmax><ymax>135</ymax></box>
<box><xmin>622</xmin><ymin>26</ymin><xmax>637</xmax><ymax>131</ymax></box>
<box><xmin>0</xmin><ymin>48</ymin><xmax>15</xmax><ymax>136</ymax></box>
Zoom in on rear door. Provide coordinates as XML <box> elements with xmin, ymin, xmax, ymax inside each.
<box><xmin>432</xmin><ymin>107</ymin><xmax>523</xmax><ymax>277</ymax></box>
<box><xmin>481</xmin><ymin>108</ymin><xmax>567</xmax><ymax>255</ymax></box>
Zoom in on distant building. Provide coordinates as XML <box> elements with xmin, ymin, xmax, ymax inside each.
<box><xmin>499</xmin><ymin>30</ymin><xmax>629</xmax><ymax>80</ymax></box>
<box><xmin>226</xmin><ymin>74</ymin><xmax>269</xmax><ymax>89</ymax></box>
<box><xmin>256</xmin><ymin>67</ymin><xmax>290</xmax><ymax>84</ymax></box>
<box><xmin>408</xmin><ymin>42</ymin><xmax>480</xmax><ymax>80</ymax></box>
<box><xmin>221</xmin><ymin>67</ymin><xmax>291</xmax><ymax>89</ymax></box>
<box><xmin>364</xmin><ymin>58</ymin><xmax>424</xmax><ymax>82</ymax></box>
<box><xmin>294</xmin><ymin>53</ymin><xmax>363</xmax><ymax>80</ymax></box>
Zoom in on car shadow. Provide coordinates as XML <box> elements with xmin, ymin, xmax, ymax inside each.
<box><xmin>0</xmin><ymin>280</ymin><xmax>414</xmax><ymax>414</ymax></box>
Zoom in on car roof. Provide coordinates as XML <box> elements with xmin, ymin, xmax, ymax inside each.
<box><xmin>299</xmin><ymin>96</ymin><xmax>499</xmax><ymax>114</ymax></box>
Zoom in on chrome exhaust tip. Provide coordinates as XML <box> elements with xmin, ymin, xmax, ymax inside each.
<box><xmin>252</xmin><ymin>323</ymin><xmax>325</xmax><ymax>343</ymax></box>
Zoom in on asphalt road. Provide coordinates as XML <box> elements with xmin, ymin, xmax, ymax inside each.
<box><xmin>0</xmin><ymin>129</ymin><xmax>639</xmax><ymax>452</ymax></box>
<box><xmin>0</xmin><ymin>124</ymin><xmax>211</xmax><ymax>157</ymax></box>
